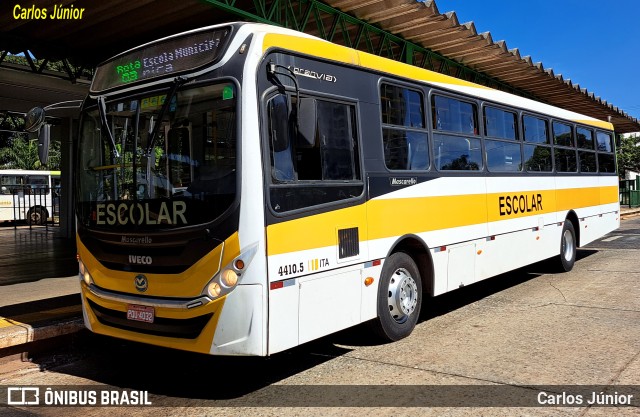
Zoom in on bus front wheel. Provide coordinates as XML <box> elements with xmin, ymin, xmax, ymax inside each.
<box><xmin>372</xmin><ymin>252</ymin><xmax>422</xmax><ymax>342</ymax></box>
<box><xmin>557</xmin><ymin>220</ymin><xmax>577</xmax><ymax>272</ymax></box>
<box><xmin>27</xmin><ymin>207</ymin><xmax>47</xmax><ymax>225</ymax></box>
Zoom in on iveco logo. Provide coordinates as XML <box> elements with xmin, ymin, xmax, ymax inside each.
<box><xmin>129</xmin><ymin>255</ymin><xmax>152</xmax><ymax>265</ymax></box>
<box><xmin>134</xmin><ymin>274</ymin><xmax>148</xmax><ymax>292</ymax></box>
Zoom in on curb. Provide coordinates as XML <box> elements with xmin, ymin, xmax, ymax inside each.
<box><xmin>0</xmin><ymin>307</ymin><xmax>84</xmax><ymax>350</ymax></box>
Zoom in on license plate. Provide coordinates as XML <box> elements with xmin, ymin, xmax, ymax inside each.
<box><xmin>127</xmin><ymin>304</ymin><xmax>154</xmax><ymax>323</ymax></box>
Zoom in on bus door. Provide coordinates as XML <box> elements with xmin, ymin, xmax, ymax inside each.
<box><xmin>264</xmin><ymin>93</ymin><xmax>368</xmax><ymax>352</ymax></box>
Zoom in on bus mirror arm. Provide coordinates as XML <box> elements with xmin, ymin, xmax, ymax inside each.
<box><xmin>267</xmin><ymin>61</ymin><xmax>300</xmax><ymax>130</ymax></box>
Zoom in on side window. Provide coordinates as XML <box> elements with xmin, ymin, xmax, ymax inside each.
<box><xmin>577</xmin><ymin>127</ymin><xmax>596</xmax><ymax>173</ymax></box>
<box><xmin>434</xmin><ymin>135</ymin><xmax>482</xmax><ymax>171</ymax></box>
<box><xmin>380</xmin><ymin>83</ymin><xmax>429</xmax><ymax>170</ymax></box>
<box><xmin>485</xmin><ymin>140</ymin><xmax>522</xmax><ymax>172</ymax></box>
<box><xmin>523</xmin><ymin>115</ymin><xmax>552</xmax><ymax>172</ymax></box>
<box><xmin>523</xmin><ymin>115</ymin><xmax>549</xmax><ymax>144</ymax></box>
<box><xmin>553</xmin><ymin>122</ymin><xmax>574</xmax><ymax>147</ymax></box>
<box><xmin>432</xmin><ymin>95</ymin><xmax>478</xmax><ymax>135</ymax></box>
<box><xmin>484</xmin><ymin>106</ymin><xmax>517</xmax><ymax>140</ymax></box>
<box><xmin>577</xmin><ymin>127</ymin><xmax>594</xmax><ymax>149</ymax></box>
<box><xmin>596</xmin><ymin>131</ymin><xmax>614</xmax><ymax>153</ymax></box>
<box><xmin>266</xmin><ymin>94</ymin><xmax>363</xmax><ymax>213</ymax></box>
<box><xmin>596</xmin><ymin>131</ymin><xmax>616</xmax><ymax>173</ymax></box>
<box><xmin>553</xmin><ymin>121</ymin><xmax>576</xmax><ymax>173</ymax></box>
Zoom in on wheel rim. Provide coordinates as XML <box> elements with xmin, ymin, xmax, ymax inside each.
<box><xmin>30</xmin><ymin>211</ymin><xmax>41</xmax><ymax>224</ymax></box>
<box><xmin>387</xmin><ymin>267</ymin><xmax>418</xmax><ymax>324</ymax></box>
<box><xmin>562</xmin><ymin>228</ymin><xmax>575</xmax><ymax>262</ymax></box>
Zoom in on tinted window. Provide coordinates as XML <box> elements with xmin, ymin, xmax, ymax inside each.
<box><xmin>380</xmin><ymin>84</ymin><xmax>429</xmax><ymax>170</ymax></box>
<box><xmin>433</xmin><ymin>96</ymin><xmax>477</xmax><ymax>135</ymax></box>
<box><xmin>597</xmin><ymin>132</ymin><xmax>613</xmax><ymax>152</ymax></box>
<box><xmin>523</xmin><ymin>115</ymin><xmax>548</xmax><ymax>144</ymax></box>
<box><xmin>267</xmin><ymin>94</ymin><xmax>363</xmax><ymax>213</ymax></box>
<box><xmin>485</xmin><ymin>106</ymin><xmax>517</xmax><ymax>140</ymax></box>
<box><xmin>383</xmin><ymin>129</ymin><xmax>429</xmax><ymax>170</ymax></box>
<box><xmin>524</xmin><ymin>144</ymin><xmax>552</xmax><ymax>172</ymax></box>
<box><xmin>598</xmin><ymin>154</ymin><xmax>616</xmax><ymax>173</ymax></box>
<box><xmin>553</xmin><ymin>122</ymin><xmax>573</xmax><ymax>147</ymax></box>
<box><xmin>578</xmin><ymin>151</ymin><xmax>597</xmax><ymax>173</ymax></box>
<box><xmin>434</xmin><ymin>134</ymin><xmax>482</xmax><ymax>171</ymax></box>
<box><xmin>555</xmin><ymin>148</ymin><xmax>577</xmax><ymax>172</ymax></box>
<box><xmin>577</xmin><ymin>127</ymin><xmax>594</xmax><ymax>149</ymax></box>
<box><xmin>486</xmin><ymin>140</ymin><xmax>522</xmax><ymax>172</ymax></box>
<box><xmin>381</xmin><ymin>84</ymin><xmax>424</xmax><ymax>128</ymax></box>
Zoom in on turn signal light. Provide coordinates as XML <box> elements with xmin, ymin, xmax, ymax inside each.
<box><xmin>364</xmin><ymin>277</ymin><xmax>374</xmax><ymax>286</ymax></box>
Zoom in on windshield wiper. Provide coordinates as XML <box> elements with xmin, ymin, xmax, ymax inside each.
<box><xmin>97</xmin><ymin>95</ymin><xmax>120</xmax><ymax>159</ymax></box>
<box><xmin>145</xmin><ymin>76</ymin><xmax>186</xmax><ymax>156</ymax></box>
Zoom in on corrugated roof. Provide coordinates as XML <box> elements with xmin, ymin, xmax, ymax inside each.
<box><xmin>1</xmin><ymin>0</ymin><xmax>638</xmax><ymax>133</ymax></box>
<box><xmin>323</xmin><ymin>0</ymin><xmax>640</xmax><ymax>133</ymax></box>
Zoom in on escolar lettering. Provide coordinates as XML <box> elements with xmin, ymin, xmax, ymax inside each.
<box><xmin>498</xmin><ymin>194</ymin><xmax>543</xmax><ymax>216</ymax></box>
<box><xmin>96</xmin><ymin>201</ymin><xmax>187</xmax><ymax>225</ymax></box>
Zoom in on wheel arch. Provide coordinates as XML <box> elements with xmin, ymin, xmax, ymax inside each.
<box><xmin>565</xmin><ymin>210</ymin><xmax>580</xmax><ymax>247</ymax></box>
<box><xmin>386</xmin><ymin>234</ymin><xmax>435</xmax><ymax>297</ymax></box>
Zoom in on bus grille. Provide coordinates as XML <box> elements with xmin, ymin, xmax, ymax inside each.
<box><xmin>87</xmin><ymin>299</ymin><xmax>212</xmax><ymax>339</ymax></box>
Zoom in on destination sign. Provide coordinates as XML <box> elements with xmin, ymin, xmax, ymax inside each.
<box><xmin>91</xmin><ymin>26</ymin><xmax>231</xmax><ymax>92</ymax></box>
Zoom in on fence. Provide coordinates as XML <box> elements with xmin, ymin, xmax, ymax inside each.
<box><xmin>8</xmin><ymin>187</ymin><xmax>60</xmax><ymax>229</ymax></box>
<box><xmin>620</xmin><ymin>178</ymin><xmax>640</xmax><ymax>208</ymax></box>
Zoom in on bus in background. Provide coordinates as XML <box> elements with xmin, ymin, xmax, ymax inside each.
<box><xmin>0</xmin><ymin>169</ymin><xmax>60</xmax><ymax>225</ymax></box>
<box><xmin>66</xmin><ymin>23</ymin><xmax>618</xmax><ymax>356</ymax></box>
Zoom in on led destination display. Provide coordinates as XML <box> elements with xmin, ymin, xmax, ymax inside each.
<box><xmin>91</xmin><ymin>27</ymin><xmax>231</xmax><ymax>92</ymax></box>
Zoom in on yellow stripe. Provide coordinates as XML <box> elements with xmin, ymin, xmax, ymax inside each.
<box><xmin>575</xmin><ymin>119</ymin><xmax>614</xmax><ymax>131</ymax></box>
<box><xmin>261</xmin><ymin>33</ymin><xmax>615</xmax><ymax>131</ymax></box>
<box><xmin>267</xmin><ymin>185</ymin><xmax>618</xmax><ymax>255</ymax></box>
<box><xmin>263</xmin><ymin>34</ymin><xmax>488</xmax><ymax>90</ymax></box>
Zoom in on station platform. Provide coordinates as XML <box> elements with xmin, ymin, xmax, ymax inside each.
<box><xmin>1</xmin><ymin>207</ymin><xmax>640</xmax><ymax>353</ymax></box>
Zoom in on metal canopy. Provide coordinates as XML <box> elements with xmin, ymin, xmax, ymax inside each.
<box><xmin>1</xmin><ymin>0</ymin><xmax>638</xmax><ymax>132</ymax></box>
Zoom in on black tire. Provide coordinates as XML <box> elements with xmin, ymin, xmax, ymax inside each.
<box><xmin>557</xmin><ymin>220</ymin><xmax>577</xmax><ymax>272</ymax></box>
<box><xmin>27</xmin><ymin>207</ymin><xmax>46</xmax><ymax>225</ymax></box>
<box><xmin>371</xmin><ymin>252</ymin><xmax>422</xmax><ymax>342</ymax></box>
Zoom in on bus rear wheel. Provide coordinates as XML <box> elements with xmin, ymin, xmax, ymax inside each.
<box><xmin>27</xmin><ymin>207</ymin><xmax>47</xmax><ymax>225</ymax></box>
<box><xmin>556</xmin><ymin>220</ymin><xmax>577</xmax><ymax>272</ymax></box>
<box><xmin>372</xmin><ymin>252</ymin><xmax>422</xmax><ymax>342</ymax></box>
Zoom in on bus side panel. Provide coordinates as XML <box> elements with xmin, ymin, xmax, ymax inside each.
<box><xmin>298</xmin><ymin>267</ymin><xmax>361</xmax><ymax>344</ymax></box>
<box><xmin>211</xmin><ymin>284</ymin><xmax>264</xmax><ymax>356</ymax></box>
<box><xmin>268</xmin><ymin>279</ymin><xmax>299</xmax><ymax>355</ymax></box>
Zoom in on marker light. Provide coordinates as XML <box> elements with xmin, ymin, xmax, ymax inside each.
<box><xmin>234</xmin><ymin>259</ymin><xmax>245</xmax><ymax>270</ymax></box>
<box><xmin>221</xmin><ymin>269</ymin><xmax>238</xmax><ymax>287</ymax></box>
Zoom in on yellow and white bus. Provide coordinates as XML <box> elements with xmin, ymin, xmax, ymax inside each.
<box><xmin>0</xmin><ymin>169</ymin><xmax>60</xmax><ymax>224</ymax></box>
<box><xmin>74</xmin><ymin>23</ymin><xmax>619</xmax><ymax>356</ymax></box>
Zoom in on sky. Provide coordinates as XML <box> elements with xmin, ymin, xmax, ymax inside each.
<box><xmin>434</xmin><ymin>0</ymin><xmax>640</xmax><ymax>121</ymax></box>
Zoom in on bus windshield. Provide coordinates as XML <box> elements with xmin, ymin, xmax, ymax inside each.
<box><xmin>77</xmin><ymin>82</ymin><xmax>237</xmax><ymax>230</ymax></box>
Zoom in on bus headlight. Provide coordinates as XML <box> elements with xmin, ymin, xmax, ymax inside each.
<box><xmin>208</xmin><ymin>282</ymin><xmax>222</xmax><ymax>298</ymax></box>
<box><xmin>78</xmin><ymin>259</ymin><xmax>94</xmax><ymax>286</ymax></box>
<box><xmin>221</xmin><ymin>269</ymin><xmax>238</xmax><ymax>287</ymax></box>
<box><xmin>202</xmin><ymin>242</ymin><xmax>258</xmax><ymax>300</ymax></box>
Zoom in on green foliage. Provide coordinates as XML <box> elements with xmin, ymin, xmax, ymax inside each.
<box><xmin>617</xmin><ymin>135</ymin><xmax>640</xmax><ymax>177</ymax></box>
<box><xmin>0</xmin><ymin>136</ymin><xmax>61</xmax><ymax>171</ymax></box>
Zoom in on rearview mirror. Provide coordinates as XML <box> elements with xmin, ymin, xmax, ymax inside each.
<box><xmin>38</xmin><ymin>124</ymin><xmax>51</xmax><ymax>166</ymax></box>
<box><xmin>25</xmin><ymin>107</ymin><xmax>46</xmax><ymax>133</ymax></box>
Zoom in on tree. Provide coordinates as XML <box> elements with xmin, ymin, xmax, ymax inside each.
<box><xmin>0</xmin><ymin>137</ymin><xmax>41</xmax><ymax>169</ymax></box>
<box><xmin>617</xmin><ymin>134</ymin><xmax>640</xmax><ymax>178</ymax></box>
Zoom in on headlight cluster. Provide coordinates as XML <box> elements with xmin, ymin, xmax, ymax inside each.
<box><xmin>203</xmin><ymin>244</ymin><xmax>258</xmax><ymax>300</ymax></box>
<box><xmin>205</xmin><ymin>260</ymin><xmax>242</xmax><ymax>299</ymax></box>
<box><xmin>77</xmin><ymin>256</ymin><xmax>94</xmax><ymax>286</ymax></box>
